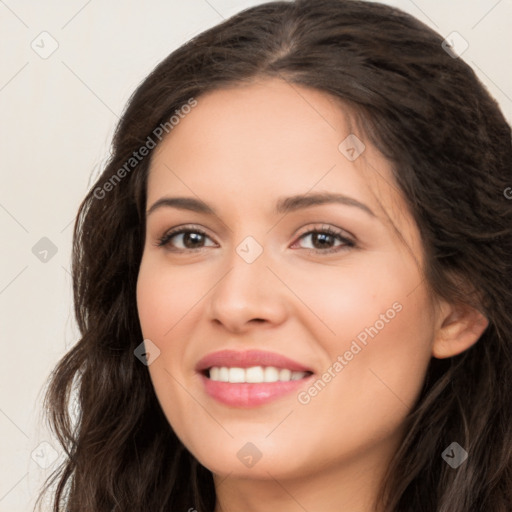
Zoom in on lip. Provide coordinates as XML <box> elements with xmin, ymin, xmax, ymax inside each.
<box><xmin>196</xmin><ymin>350</ymin><xmax>315</xmax><ymax>408</ymax></box>
<box><xmin>195</xmin><ymin>349</ymin><xmax>313</xmax><ymax>373</ymax></box>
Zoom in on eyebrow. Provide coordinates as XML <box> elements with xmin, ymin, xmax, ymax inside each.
<box><xmin>146</xmin><ymin>192</ymin><xmax>375</xmax><ymax>218</ymax></box>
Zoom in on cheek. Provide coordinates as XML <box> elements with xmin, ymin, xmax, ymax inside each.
<box><xmin>307</xmin><ymin>298</ymin><xmax>432</xmax><ymax>418</ymax></box>
<box><xmin>288</xmin><ymin>284</ymin><xmax>433</xmax><ymax>468</ymax></box>
<box><xmin>136</xmin><ymin>257</ymin><xmax>206</xmax><ymax>446</ymax></box>
<box><xmin>288</xmin><ymin>254</ymin><xmax>434</xmax><ymax>412</ymax></box>
<box><xmin>283</xmin><ymin>252</ymin><xmax>427</xmax><ymax>345</ymax></box>
<box><xmin>136</xmin><ymin>257</ymin><xmax>207</xmax><ymax>339</ymax></box>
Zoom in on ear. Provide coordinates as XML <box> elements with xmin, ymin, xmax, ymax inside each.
<box><xmin>432</xmin><ymin>301</ymin><xmax>489</xmax><ymax>359</ymax></box>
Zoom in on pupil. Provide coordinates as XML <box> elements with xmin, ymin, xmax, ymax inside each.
<box><xmin>184</xmin><ymin>232</ymin><xmax>203</xmax><ymax>248</ymax></box>
<box><xmin>313</xmin><ymin>233</ymin><xmax>333</xmax><ymax>249</ymax></box>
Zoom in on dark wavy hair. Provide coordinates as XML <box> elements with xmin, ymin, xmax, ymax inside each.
<box><xmin>36</xmin><ymin>0</ymin><xmax>512</xmax><ymax>510</ymax></box>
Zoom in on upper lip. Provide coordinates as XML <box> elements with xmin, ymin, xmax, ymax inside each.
<box><xmin>196</xmin><ymin>350</ymin><xmax>314</xmax><ymax>373</ymax></box>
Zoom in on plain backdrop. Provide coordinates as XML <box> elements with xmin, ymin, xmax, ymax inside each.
<box><xmin>1</xmin><ymin>1</ymin><xmax>511</xmax><ymax>510</ymax></box>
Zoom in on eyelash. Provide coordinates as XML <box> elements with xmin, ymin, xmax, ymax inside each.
<box><xmin>155</xmin><ymin>224</ymin><xmax>355</xmax><ymax>255</ymax></box>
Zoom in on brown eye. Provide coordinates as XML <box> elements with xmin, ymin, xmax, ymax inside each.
<box><xmin>157</xmin><ymin>228</ymin><xmax>217</xmax><ymax>251</ymax></box>
<box><xmin>294</xmin><ymin>227</ymin><xmax>355</xmax><ymax>254</ymax></box>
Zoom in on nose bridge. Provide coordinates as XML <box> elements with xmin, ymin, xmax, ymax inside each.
<box><xmin>218</xmin><ymin>237</ymin><xmax>271</xmax><ymax>303</ymax></box>
<box><xmin>207</xmin><ymin>236</ymin><xmax>287</xmax><ymax>329</ymax></box>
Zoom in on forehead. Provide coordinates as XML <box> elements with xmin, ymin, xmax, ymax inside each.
<box><xmin>149</xmin><ymin>79</ymin><xmax>375</xmax><ymax>196</ymax></box>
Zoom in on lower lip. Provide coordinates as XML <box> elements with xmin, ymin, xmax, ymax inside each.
<box><xmin>200</xmin><ymin>374</ymin><xmax>313</xmax><ymax>407</ymax></box>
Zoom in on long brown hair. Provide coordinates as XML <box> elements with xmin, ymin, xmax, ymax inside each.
<box><xmin>36</xmin><ymin>1</ymin><xmax>512</xmax><ymax>510</ymax></box>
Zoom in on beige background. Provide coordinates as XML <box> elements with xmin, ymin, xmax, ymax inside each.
<box><xmin>1</xmin><ymin>0</ymin><xmax>511</xmax><ymax>510</ymax></box>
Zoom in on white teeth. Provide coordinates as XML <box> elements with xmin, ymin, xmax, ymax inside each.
<box><xmin>208</xmin><ymin>366</ymin><xmax>309</xmax><ymax>383</ymax></box>
<box><xmin>228</xmin><ymin>367</ymin><xmax>245</xmax><ymax>383</ymax></box>
<box><xmin>219</xmin><ymin>366</ymin><xmax>229</xmax><ymax>382</ymax></box>
<box><xmin>246</xmin><ymin>366</ymin><xmax>264</xmax><ymax>383</ymax></box>
<box><xmin>264</xmin><ymin>367</ymin><xmax>279</xmax><ymax>382</ymax></box>
<box><xmin>279</xmin><ymin>368</ymin><xmax>292</xmax><ymax>381</ymax></box>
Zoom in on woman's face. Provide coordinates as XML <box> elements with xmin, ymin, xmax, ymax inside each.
<box><xmin>137</xmin><ymin>78</ymin><xmax>439</xmax><ymax>483</ymax></box>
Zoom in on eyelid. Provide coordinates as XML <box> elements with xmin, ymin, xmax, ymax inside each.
<box><xmin>293</xmin><ymin>223</ymin><xmax>355</xmax><ymax>241</ymax></box>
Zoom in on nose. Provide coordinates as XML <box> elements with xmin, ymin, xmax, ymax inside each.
<box><xmin>207</xmin><ymin>250</ymin><xmax>288</xmax><ymax>334</ymax></box>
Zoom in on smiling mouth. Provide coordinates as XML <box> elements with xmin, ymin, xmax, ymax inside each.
<box><xmin>205</xmin><ymin>366</ymin><xmax>313</xmax><ymax>383</ymax></box>
<box><xmin>196</xmin><ymin>350</ymin><xmax>315</xmax><ymax>406</ymax></box>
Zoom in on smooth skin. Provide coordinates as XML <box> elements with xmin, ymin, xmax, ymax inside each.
<box><xmin>136</xmin><ymin>78</ymin><xmax>488</xmax><ymax>512</ymax></box>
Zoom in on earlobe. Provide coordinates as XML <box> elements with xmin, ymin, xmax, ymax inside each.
<box><xmin>432</xmin><ymin>302</ymin><xmax>489</xmax><ymax>359</ymax></box>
